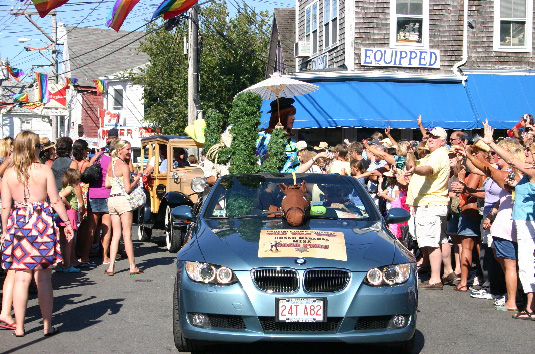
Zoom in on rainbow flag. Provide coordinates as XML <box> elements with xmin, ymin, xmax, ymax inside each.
<box><xmin>93</xmin><ymin>79</ymin><xmax>108</xmax><ymax>95</ymax></box>
<box><xmin>64</xmin><ymin>77</ymin><xmax>78</xmax><ymax>88</ymax></box>
<box><xmin>152</xmin><ymin>0</ymin><xmax>198</xmax><ymax>20</ymax></box>
<box><xmin>36</xmin><ymin>73</ymin><xmax>50</xmax><ymax>103</ymax></box>
<box><xmin>5</xmin><ymin>66</ymin><xmax>24</xmax><ymax>81</ymax></box>
<box><xmin>31</xmin><ymin>0</ymin><xmax>70</xmax><ymax>18</ymax></box>
<box><xmin>107</xmin><ymin>0</ymin><xmax>141</xmax><ymax>32</ymax></box>
<box><xmin>12</xmin><ymin>93</ymin><xmax>29</xmax><ymax>102</ymax></box>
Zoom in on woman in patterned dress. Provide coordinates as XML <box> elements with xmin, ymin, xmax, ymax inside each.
<box><xmin>1</xmin><ymin>131</ymin><xmax>73</xmax><ymax>337</ymax></box>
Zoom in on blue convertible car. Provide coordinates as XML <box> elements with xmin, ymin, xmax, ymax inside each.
<box><xmin>173</xmin><ymin>174</ymin><xmax>417</xmax><ymax>353</ymax></box>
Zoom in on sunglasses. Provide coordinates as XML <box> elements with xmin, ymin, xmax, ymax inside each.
<box><xmin>489</xmin><ymin>151</ymin><xmax>497</xmax><ymax>155</ymax></box>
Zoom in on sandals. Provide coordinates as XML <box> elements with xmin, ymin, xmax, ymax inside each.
<box><xmin>104</xmin><ymin>270</ymin><xmax>115</xmax><ymax>276</ymax></box>
<box><xmin>130</xmin><ymin>269</ymin><xmax>144</xmax><ymax>275</ymax></box>
<box><xmin>0</xmin><ymin>320</ymin><xmax>16</xmax><ymax>330</ymax></box>
<box><xmin>453</xmin><ymin>284</ymin><xmax>468</xmax><ymax>292</ymax></box>
<box><xmin>44</xmin><ymin>327</ymin><xmax>59</xmax><ymax>337</ymax></box>
<box><xmin>512</xmin><ymin>310</ymin><xmax>535</xmax><ymax>320</ymax></box>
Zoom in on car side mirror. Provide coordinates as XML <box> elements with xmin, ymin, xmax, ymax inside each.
<box><xmin>172</xmin><ymin>205</ymin><xmax>194</xmax><ymax>222</ymax></box>
<box><xmin>385</xmin><ymin>208</ymin><xmax>410</xmax><ymax>224</ymax></box>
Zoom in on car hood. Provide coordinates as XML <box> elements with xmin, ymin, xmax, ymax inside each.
<box><xmin>185</xmin><ymin>218</ymin><xmax>402</xmax><ymax>271</ymax></box>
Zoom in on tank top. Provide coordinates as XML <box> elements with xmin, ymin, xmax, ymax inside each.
<box><xmin>52</xmin><ymin>157</ymin><xmax>72</xmax><ymax>193</ymax></box>
<box><xmin>110</xmin><ymin>158</ymin><xmax>127</xmax><ymax>195</ymax></box>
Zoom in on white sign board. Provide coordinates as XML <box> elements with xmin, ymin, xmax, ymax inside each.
<box><xmin>361</xmin><ymin>48</ymin><xmax>440</xmax><ymax>68</ymax></box>
<box><xmin>311</xmin><ymin>53</ymin><xmax>328</xmax><ymax>70</ymax></box>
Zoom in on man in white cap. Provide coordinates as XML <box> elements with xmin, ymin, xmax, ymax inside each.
<box><xmin>406</xmin><ymin>126</ymin><xmax>450</xmax><ymax>289</ymax></box>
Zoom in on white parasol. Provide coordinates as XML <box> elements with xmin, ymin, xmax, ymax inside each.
<box><xmin>237</xmin><ymin>72</ymin><xmax>319</xmax><ymax>122</ymax></box>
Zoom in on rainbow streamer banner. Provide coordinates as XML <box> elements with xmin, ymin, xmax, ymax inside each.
<box><xmin>64</xmin><ymin>77</ymin><xmax>78</xmax><ymax>88</ymax></box>
<box><xmin>31</xmin><ymin>0</ymin><xmax>70</xmax><ymax>18</ymax></box>
<box><xmin>107</xmin><ymin>0</ymin><xmax>141</xmax><ymax>32</ymax></box>
<box><xmin>93</xmin><ymin>79</ymin><xmax>108</xmax><ymax>95</ymax></box>
<box><xmin>152</xmin><ymin>0</ymin><xmax>198</xmax><ymax>20</ymax></box>
<box><xmin>36</xmin><ymin>73</ymin><xmax>50</xmax><ymax>103</ymax></box>
<box><xmin>12</xmin><ymin>93</ymin><xmax>29</xmax><ymax>102</ymax></box>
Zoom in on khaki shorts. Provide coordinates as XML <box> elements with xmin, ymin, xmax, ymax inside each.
<box><xmin>108</xmin><ymin>195</ymin><xmax>133</xmax><ymax>215</ymax></box>
<box><xmin>413</xmin><ymin>205</ymin><xmax>448</xmax><ymax>248</ymax></box>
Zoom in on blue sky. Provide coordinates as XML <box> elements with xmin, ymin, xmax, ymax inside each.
<box><xmin>0</xmin><ymin>0</ymin><xmax>293</xmax><ymax>82</ymax></box>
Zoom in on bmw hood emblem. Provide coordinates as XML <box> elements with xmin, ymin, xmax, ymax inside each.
<box><xmin>295</xmin><ymin>258</ymin><xmax>306</xmax><ymax>265</ymax></box>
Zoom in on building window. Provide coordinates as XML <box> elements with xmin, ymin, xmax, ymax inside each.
<box><xmin>390</xmin><ymin>0</ymin><xmax>429</xmax><ymax>47</ymax></box>
<box><xmin>494</xmin><ymin>0</ymin><xmax>533</xmax><ymax>51</ymax></box>
<box><xmin>305</xmin><ymin>1</ymin><xmax>318</xmax><ymax>54</ymax></box>
<box><xmin>111</xmin><ymin>88</ymin><xmax>124</xmax><ymax>110</ymax></box>
<box><xmin>324</xmin><ymin>0</ymin><xmax>338</xmax><ymax>49</ymax></box>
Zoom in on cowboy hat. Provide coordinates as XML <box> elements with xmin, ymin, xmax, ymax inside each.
<box><xmin>314</xmin><ymin>142</ymin><xmax>329</xmax><ymax>150</ymax></box>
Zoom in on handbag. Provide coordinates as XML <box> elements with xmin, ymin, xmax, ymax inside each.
<box><xmin>81</xmin><ymin>152</ymin><xmax>104</xmax><ymax>184</ymax></box>
<box><xmin>112</xmin><ymin>159</ymin><xmax>146</xmax><ymax>210</ymax></box>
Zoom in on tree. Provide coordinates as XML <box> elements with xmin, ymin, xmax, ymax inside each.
<box><xmin>131</xmin><ymin>1</ymin><xmax>270</xmax><ymax>135</ymax></box>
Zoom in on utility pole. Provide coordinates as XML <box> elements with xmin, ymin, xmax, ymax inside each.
<box><xmin>187</xmin><ymin>6</ymin><xmax>200</xmax><ymax>126</ymax></box>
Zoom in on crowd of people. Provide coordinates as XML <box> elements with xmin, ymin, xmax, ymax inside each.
<box><xmin>0</xmin><ymin>128</ymin><xmax>144</xmax><ymax>336</ymax></box>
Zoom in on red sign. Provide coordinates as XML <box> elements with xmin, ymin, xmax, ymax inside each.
<box><xmin>49</xmin><ymin>86</ymin><xmax>66</xmax><ymax>106</ymax></box>
<box><xmin>99</xmin><ymin>109</ymin><xmax>120</xmax><ymax>128</ymax></box>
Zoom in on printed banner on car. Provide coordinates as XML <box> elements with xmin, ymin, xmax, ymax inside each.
<box><xmin>258</xmin><ymin>229</ymin><xmax>347</xmax><ymax>261</ymax></box>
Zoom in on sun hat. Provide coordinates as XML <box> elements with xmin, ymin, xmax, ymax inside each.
<box><xmin>40</xmin><ymin>137</ymin><xmax>55</xmax><ymax>151</ymax></box>
<box><xmin>296</xmin><ymin>141</ymin><xmax>308</xmax><ymax>151</ymax></box>
<box><xmin>314</xmin><ymin>142</ymin><xmax>329</xmax><ymax>150</ymax></box>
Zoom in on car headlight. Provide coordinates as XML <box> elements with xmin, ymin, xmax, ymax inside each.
<box><xmin>185</xmin><ymin>261</ymin><xmax>237</xmax><ymax>285</ymax></box>
<box><xmin>365</xmin><ymin>264</ymin><xmax>411</xmax><ymax>286</ymax></box>
<box><xmin>191</xmin><ymin>177</ymin><xmax>207</xmax><ymax>193</ymax></box>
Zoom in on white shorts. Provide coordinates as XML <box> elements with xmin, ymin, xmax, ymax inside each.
<box><xmin>413</xmin><ymin>205</ymin><xmax>448</xmax><ymax>248</ymax></box>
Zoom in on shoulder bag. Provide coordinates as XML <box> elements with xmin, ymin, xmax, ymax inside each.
<box><xmin>81</xmin><ymin>152</ymin><xmax>105</xmax><ymax>184</ymax></box>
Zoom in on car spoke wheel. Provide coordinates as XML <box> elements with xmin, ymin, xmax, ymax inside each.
<box><xmin>166</xmin><ymin>206</ymin><xmax>182</xmax><ymax>253</ymax></box>
<box><xmin>174</xmin><ymin>277</ymin><xmax>204</xmax><ymax>352</ymax></box>
<box><xmin>137</xmin><ymin>208</ymin><xmax>152</xmax><ymax>242</ymax></box>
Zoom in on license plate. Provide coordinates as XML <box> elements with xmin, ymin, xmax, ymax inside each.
<box><xmin>276</xmin><ymin>298</ymin><xmax>326</xmax><ymax>322</ymax></box>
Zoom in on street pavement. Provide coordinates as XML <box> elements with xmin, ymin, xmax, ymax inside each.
<box><xmin>1</xmin><ymin>227</ymin><xmax>534</xmax><ymax>354</ymax></box>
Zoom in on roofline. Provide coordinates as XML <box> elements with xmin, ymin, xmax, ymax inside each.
<box><xmin>288</xmin><ymin>70</ymin><xmax>466</xmax><ymax>83</ymax></box>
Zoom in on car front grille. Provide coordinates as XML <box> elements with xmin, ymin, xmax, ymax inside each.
<box><xmin>259</xmin><ymin>317</ymin><xmax>342</xmax><ymax>332</ymax></box>
<box><xmin>252</xmin><ymin>268</ymin><xmax>299</xmax><ymax>293</ymax></box>
<box><xmin>304</xmin><ymin>269</ymin><xmax>350</xmax><ymax>293</ymax></box>
<box><xmin>207</xmin><ymin>314</ymin><xmax>246</xmax><ymax>330</ymax></box>
<box><xmin>354</xmin><ymin>316</ymin><xmax>391</xmax><ymax>330</ymax></box>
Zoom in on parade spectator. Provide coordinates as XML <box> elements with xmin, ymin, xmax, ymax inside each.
<box><xmin>86</xmin><ymin>138</ymin><xmax>115</xmax><ymax>265</ymax></box>
<box><xmin>362</xmin><ymin>141</ymin><xmax>388</xmax><ymax>206</ymax></box>
<box><xmin>72</xmin><ymin>139</ymin><xmax>92</xmax><ymax>266</ymax></box>
<box><xmin>0</xmin><ymin>137</ymin><xmax>13</xmax><ymax>164</ymax></box>
<box><xmin>482</xmin><ymin>120</ymin><xmax>535</xmax><ymax>319</ymax></box>
<box><xmin>104</xmin><ymin>140</ymin><xmax>143</xmax><ymax>276</ymax></box>
<box><xmin>57</xmin><ymin>169</ymin><xmax>83</xmax><ymax>273</ymax></box>
<box><xmin>405</xmin><ymin>127</ymin><xmax>451</xmax><ymax>289</ymax></box>
<box><xmin>348</xmin><ymin>142</ymin><xmax>370</xmax><ymax>169</ymax></box>
<box><xmin>329</xmin><ymin>144</ymin><xmax>351</xmax><ymax>175</ymax></box>
<box><xmin>52</xmin><ymin>137</ymin><xmax>78</xmax><ymax>193</ymax></box>
<box><xmin>297</xmin><ymin>150</ymin><xmax>330</xmax><ymax>173</ymax></box>
<box><xmin>446</xmin><ymin>147</ymin><xmax>464</xmax><ymax>283</ymax></box>
<box><xmin>378</xmin><ymin>169</ymin><xmax>409</xmax><ymax>238</ymax></box>
<box><xmin>38</xmin><ymin>137</ymin><xmax>55</xmax><ymax>167</ymax></box>
<box><xmin>2</xmin><ymin>131</ymin><xmax>72</xmax><ymax>336</ymax></box>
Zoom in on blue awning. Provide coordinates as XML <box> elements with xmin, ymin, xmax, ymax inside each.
<box><xmin>260</xmin><ymin>79</ymin><xmax>477</xmax><ymax>130</ymax></box>
<box><xmin>465</xmin><ymin>74</ymin><xmax>535</xmax><ymax>129</ymax></box>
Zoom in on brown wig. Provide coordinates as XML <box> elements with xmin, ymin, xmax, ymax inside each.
<box><xmin>266</xmin><ymin>106</ymin><xmax>296</xmax><ymax>135</ymax></box>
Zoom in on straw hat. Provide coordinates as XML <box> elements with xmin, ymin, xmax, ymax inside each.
<box><xmin>40</xmin><ymin>137</ymin><xmax>55</xmax><ymax>151</ymax></box>
<box><xmin>473</xmin><ymin>139</ymin><xmax>491</xmax><ymax>152</ymax></box>
<box><xmin>296</xmin><ymin>141</ymin><xmax>308</xmax><ymax>151</ymax></box>
<box><xmin>314</xmin><ymin>142</ymin><xmax>329</xmax><ymax>150</ymax></box>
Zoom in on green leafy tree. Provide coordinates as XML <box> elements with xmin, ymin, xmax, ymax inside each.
<box><xmin>131</xmin><ymin>1</ymin><xmax>270</xmax><ymax>134</ymax></box>
<box><xmin>260</xmin><ymin>125</ymin><xmax>287</xmax><ymax>172</ymax></box>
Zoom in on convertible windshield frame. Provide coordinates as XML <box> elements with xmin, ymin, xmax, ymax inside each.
<box><xmin>201</xmin><ymin>173</ymin><xmax>380</xmax><ymax>222</ymax></box>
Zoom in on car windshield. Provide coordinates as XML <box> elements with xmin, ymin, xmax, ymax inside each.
<box><xmin>204</xmin><ymin>174</ymin><xmax>378</xmax><ymax>221</ymax></box>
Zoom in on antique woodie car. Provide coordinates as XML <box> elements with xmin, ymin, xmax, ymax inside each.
<box><xmin>172</xmin><ymin>173</ymin><xmax>417</xmax><ymax>353</ymax></box>
<box><xmin>137</xmin><ymin>135</ymin><xmax>204</xmax><ymax>252</ymax></box>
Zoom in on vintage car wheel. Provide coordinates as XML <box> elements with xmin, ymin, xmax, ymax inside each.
<box><xmin>137</xmin><ymin>208</ymin><xmax>152</xmax><ymax>242</ymax></box>
<box><xmin>166</xmin><ymin>206</ymin><xmax>182</xmax><ymax>253</ymax></box>
<box><xmin>173</xmin><ymin>277</ymin><xmax>204</xmax><ymax>353</ymax></box>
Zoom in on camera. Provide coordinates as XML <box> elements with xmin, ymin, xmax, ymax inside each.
<box><xmin>508</xmin><ymin>171</ymin><xmax>516</xmax><ymax>181</ymax></box>
<box><xmin>410</xmin><ymin>141</ymin><xmax>419</xmax><ymax>149</ymax></box>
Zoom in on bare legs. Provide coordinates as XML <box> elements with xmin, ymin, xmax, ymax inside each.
<box><xmin>106</xmin><ymin>211</ymin><xmax>140</xmax><ymax>273</ymax></box>
<box><xmin>495</xmin><ymin>252</ymin><xmax>519</xmax><ymax>310</ymax></box>
<box><xmin>441</xmin><ymin>242</ymin><xmax>454</xmax><ymax>276</ymax></box>
<box><xmin>456</xmin><ymin>236</ymin><xmax>479</xmax><ymax>290</ymax></box>
<box><xmin>451</xmin><ymin>234</ymin><xmax>462</xmax><ymax>277</ymax></box>
<box><xmin>424</xmin><ymin>246</ymin><xmax>443</xmax><ymax>284</ymax></box>
<box><xmin>86</xmin><ymin>212</ymin><xmax>111</xmax><ymax>263</ymax></box>
<box><xmin>0</xmin><ymin>270</ymin><xmax>15</xmax><ymax>326</ymax></box>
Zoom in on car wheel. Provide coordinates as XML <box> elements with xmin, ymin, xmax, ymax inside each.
<box><xmin>173</xmin><ymin>277</ymin><xmax>204</xmax><ymax>353</ymax></box>
<box><xmin>166</xmin><ymin>206</ymin><xmax>182</xmax><ymax>253</ymax></box>
<box><xmin>137</xmin><ymin>208</ymin><xmax>152</xmax><ymax>242</ymax></box>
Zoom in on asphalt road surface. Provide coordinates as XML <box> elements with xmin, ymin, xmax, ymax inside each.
<box><xmin>1</xmin><ymin>227</ymin><xmax>534</xmax><ymax>354</ymax></box>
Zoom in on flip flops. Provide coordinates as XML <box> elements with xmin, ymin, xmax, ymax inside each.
<box><xmin>104</xmin><ymin>270</ymin><xmax>115</xmax><ymax>276</ymax></box>
<box><xmin>130</xmin><ymin>269</ymin><xmax>144</xmax><ymax>275</ymax></box>
<box><xmin>0</xmin><ymin>321</ymin><xmax>16</xmax><ymax>330</ymax></box>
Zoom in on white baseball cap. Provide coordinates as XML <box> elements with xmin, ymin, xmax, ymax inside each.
<box><xmin>429</xmin><ymin>127</ymin><xmax>447</xmax><ymax>140</ymax></box>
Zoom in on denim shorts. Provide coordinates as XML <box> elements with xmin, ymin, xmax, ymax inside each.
<box><xmin>457</xmin><ymin>213</ymin><xmax>481</xmax><ymax>237</ymax></box>
<box><xmin>88</xmin><ymin>198</ymin><xmax>109</xmax><ymax>214</ymax></box>
<box><xmin>493</xmin><ymin>237</ymin><xmax>518</xmax><ymax>260</ymax></box>
<box><xmin>446</xmin><ymin>213</ymin><xmax>460</xmax><ymax>235</ymax></box>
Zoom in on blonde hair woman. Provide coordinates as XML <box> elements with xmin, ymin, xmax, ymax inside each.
<box><xmin>104</xmin><ymin>140</ymin><xmax>143</xmax><ymax>276</ymax></box>
<box><xmin>1</xmin><ymin>131</ymin><xmax>72</xmax><ymax>336</ymax></box>
<box><xmin>0</xmin><ymin>137</ymin><xmax>13</xmax><ymax>161</ymax></box>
